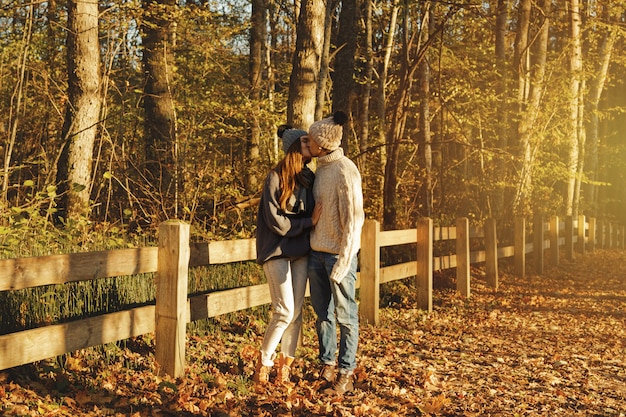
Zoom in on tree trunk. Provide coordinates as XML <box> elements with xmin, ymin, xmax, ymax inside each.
<box><xmin>510</xmin><ymin>0</ymin><xmax>530</xmax><ymax>214</ymax></box>
<box><xmin>374</xmin><ymin>0</ymin><xmax>400</xmax><ymax>218</ymax></box>
<box><xmin>356</xmin><ymin>0</ymin><xmax>373</xmax><ymax>171</ymax></box>
<box><xmin>382</xmin><ymin>2</ymin><xmax>451</xmax><ymax>229</ymax></box>
<box><xmin>383</xmin><ymin>3</ymin><xmax>411</xmax><ymax>230</ymax></box>
<box><xmin>565</xmin><ymin>0</ymin><xmax>583</xmax><ymax>216</ymax></box>
<box><xmin>56</xmin><ymin>0</ymin><xmax>102</xmax><ymax>223</ymax></box>
<box><xmin>584</xmin><ymin>7</ymin><xmax>615</xmax><ymax>217</ymax></box>
<box><xmin>417</xmin><ymin>4</ymin><xmax>432</xmax><ymax>217</ymax></box>
<box><xmin>288</xmin><ymin>0</ymin><xmax>325</xmax><ymax>128</ymax></box>
<box><xmin>382</xmin><ymin>4</ymin><xmax>419</xmax><ymax>229</ymax></box>
<box><xmin>143</xmin><ymin>0</ymin><xmax>178</xmax><ymax>217</ymax></box>
<box><xmin>332</xmin><ymin>0</ymin><xmax>358</xmax><ymax>152</ymax></box>
<box><xmin>513</xmin><ymin>0</ymin><xmax>531</xmax><ymax>113</ymax></box>
<box><xmin>573</xmin><ymin>79</ymin><xmax>585</xmax><ymax>217</ymax></box>
<box><xmin>268</xmin><ymin>0</ymin><xmax>279</xmax><ymax>161</ymax></box>
<box><xmin>315</xmin><ymin>0</ymin><xmax>335</xmax><ymax>121</ymax></box>
<box><xmin>3</xmin><ymin>6</ymin><xmax>32</xmax><ymax>208</ymax></box>
<box><xmin>513</xmin><ymin>0</ymin><xmax>549</xmax><ymax>216</ymax></box>
<box><xmin>493</xmin><ymin>0</ymin><xmax>508</xmax><ymax>217</ymax></box>
<box><xmin>246</xmin><ymin>0</ymin><xmax>265</xmax><ymax>193</ymax></box>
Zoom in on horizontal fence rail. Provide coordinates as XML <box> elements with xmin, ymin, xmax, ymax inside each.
<box><xmin>0</xmin><ymin>216</ymin><xmax>624</xmax><ymax>376</ymax></box>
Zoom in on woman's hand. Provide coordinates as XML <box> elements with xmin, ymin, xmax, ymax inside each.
<box><xmin>312</xmin><ymin>201</ymin><xmax>322</xmax><ymax>226</ymax></box>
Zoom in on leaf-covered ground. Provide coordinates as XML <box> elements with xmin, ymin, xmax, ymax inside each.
<box><xmin>2</xmin><ymin>250</ymin><xmax>625</xmax><ymax>416</ymax></box>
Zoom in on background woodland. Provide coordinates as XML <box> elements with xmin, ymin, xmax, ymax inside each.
<box><xmin>1</xmin><ymin>0</ymin><xmax>626</xmax><ymax>247</ymax></box>
<box><xmin>1</xmin><ymin>3</ymin><xmax>626</xmax><ymax>414</ymax></box>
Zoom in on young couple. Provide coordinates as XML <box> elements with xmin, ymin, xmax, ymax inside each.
<box><xmin>254</xmin><ymin>111</ymin><xmax>365</xmax><ymax>395</ymax></box>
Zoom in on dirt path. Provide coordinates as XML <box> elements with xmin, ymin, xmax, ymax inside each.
<box><xmin>347</xmin><ymin>250</ymin><xmax>626</xmax><ymax>416</ymax></box>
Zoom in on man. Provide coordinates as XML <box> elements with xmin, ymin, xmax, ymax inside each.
<box><xmin>306</xmin><ymin>111</ymin><xmax>365</xmax><ymax>395</ymax></box>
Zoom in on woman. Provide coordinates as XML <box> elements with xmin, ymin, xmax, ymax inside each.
<box><xmin>254</xmin><ymin>125</ymin><xmax>321</xmax><ymax>385</ymax></box>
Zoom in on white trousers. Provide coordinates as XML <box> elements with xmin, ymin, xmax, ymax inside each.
<box><xmin>260</xmin><ymin>256</ymin><xmax>308</xmax><ymax>366</ymax></box>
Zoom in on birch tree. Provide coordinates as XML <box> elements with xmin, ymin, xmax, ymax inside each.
<box><xmin>513</xmin><ymin>0</ymin><xmax>549</xmax><ymax>216</ymax></box>
<box><xmin>583</xmin><ymin>4</ymin><xmax>617</xmax><ymax>216</ymax></box>
<box><xmin>510</xmin><ymin>0</ymin><xmax>531</xmax><ymax>215</ymax></box>
<box><xmin>563</xmin><ymin>0</ymin><xmax>583</xmax><ymax>216</ymax></box>
<box><xmin>382</xmin><ymin>3</ymin><xmax>411</xmax><ymax>229</ymax></box>
<box><xmin>372</xmin><ymin>0</ymin><xmax>400</xmax><ymax>217</ymax></box>
<box><xmin>417</xmin><ymin>3</ymin><xmax>433</xmax><ymax>217</ymax></box>
<box><xmin>382</xmin><ymin>3</ymin><xmax>454</xmax><ymax>229</ymax></box>
<box><xmin>493</xmin><ymin>0</ymin><xmax>508</xmax><ymax>217</ymax></box>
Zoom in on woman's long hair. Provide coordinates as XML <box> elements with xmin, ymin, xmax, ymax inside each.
<box><xmin>275</xmin><ymin>138</ymin><xmax>307</xmax><ymax>211</ymax></box>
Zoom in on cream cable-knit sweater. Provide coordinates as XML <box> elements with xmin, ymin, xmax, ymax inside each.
<box><xmin>311</xmin><ymin>148</ymin><xmax>365</xmax><ymax>284</ymax></box>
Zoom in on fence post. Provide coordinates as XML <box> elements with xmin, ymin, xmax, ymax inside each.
<box><xmin>155</xmin><ymin>220</ymin><xmax>190</xmax><ymax>378</ymax></box>
<box><xmin>484</xmin><ymin>218</ymin><xmax>498</xmax><ymax>289</ymax></box>
<box><xmin>360</xmin><ymin>220</ymin><xmax>380</xmax><ymax>325</ymax></box>
<box><xmin>578</xmin><ymin>215</ymin><xmax>586</xmax><ymax>254</ymax></box>
<box><xmin>550</xmin><ymin>216</ymin><xmax>559</xmax><ymax>266</ymax></box>
<box><xmin>456</xmin><ymin>217</ymin><xmax>470</xmax><ymax>297</ymax></box>
<box><xmin>515</xmin><ymin>217</ymin><xmax>525</xmax><ymax>278</ymax></box>
<box><xmin>534</xmin><ymin>213</ymin><xmax>544</xmax><ymax>274</ymax></box>
<box><xmin>565</xmin><ymin>216</ymin><xmax>574</xmax><ymax>261</ymax></box>
<box><xmin>588</xmin><ymin>217</ymin><xmax>596</xmax><ymax>252</ymax></box>
<box><xmin>416</xmin><ymin>217</ymin><xmax>433</xmax><ymax>312</ymax></box>
<box><xmin>608</xmin><ymin>223</ymin><xmax>613</xmax><ymax>249</ymax></box>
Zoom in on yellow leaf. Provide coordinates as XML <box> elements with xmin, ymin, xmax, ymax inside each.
<box><xmin>421</xmin><ymin>394</ymin><xmax>451</xmax><ymax>415</ymax></box>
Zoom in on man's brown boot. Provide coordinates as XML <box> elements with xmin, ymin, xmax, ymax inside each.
<box><xmin>319</xmin><ymin>364</ymin><xmax>337</xmax><ymax>383</ymax></box>
<box><xmin>323</xmin><ymin>372</ymin><xmax>354</xmax><ymax>395</ymax></box>
<box><xmin>276</xmin><ymin>353</ymin><xmax>295</xmax><ymax>384</ymax></box>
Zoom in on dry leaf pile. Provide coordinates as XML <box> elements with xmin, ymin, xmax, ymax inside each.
<box><xmin>1</xmin><ymin>250</ymin><xmax>625</xmax><ymax>416</ymax></box>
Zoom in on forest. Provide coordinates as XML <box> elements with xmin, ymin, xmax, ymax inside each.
<box><xmin>1</xmin><ymin>1</ymin><xmax>626</xmax><ymax>415</ymax></box>
<box><xmin>0</xmin><ymin>0</ymin><xmax>625</xmax><ymax>247</ymax></box>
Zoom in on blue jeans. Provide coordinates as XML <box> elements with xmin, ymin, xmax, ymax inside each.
<box><xmin>308</xmin><ymin>250</ymin><xmax>359</xmax><ymax>373</ymax></box>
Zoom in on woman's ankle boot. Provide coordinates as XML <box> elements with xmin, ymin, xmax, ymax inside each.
<box><xmin>276</xmin><ymin>353</ymin><xmax>295</xmax><ymax>384</ymax></box>
<box><xmin>253</xmin><ymin>351</ymin><xmax>271</xmax><ymax>385</ymax></box>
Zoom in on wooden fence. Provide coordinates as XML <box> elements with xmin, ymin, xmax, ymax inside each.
<box><xmin>0</xmin><ymin>216</ymin><xmax>623</xmax><ymax>377</ymax></box>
